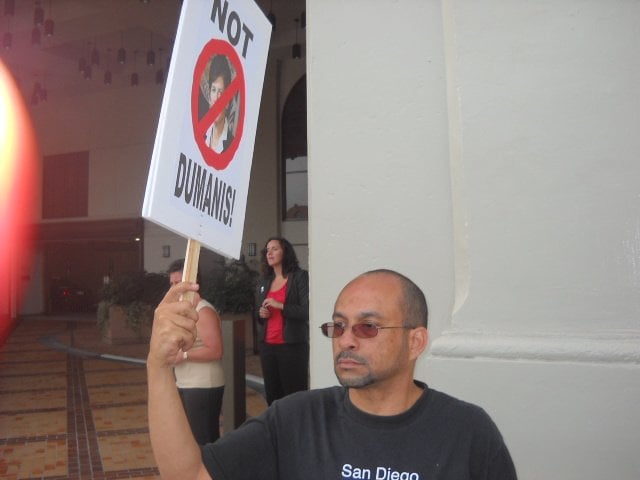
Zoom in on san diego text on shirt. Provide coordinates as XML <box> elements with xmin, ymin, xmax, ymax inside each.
<box><xmin>342</xmin><ymin>463</ymin><xmax>420</xmax><ymax>480</ymax></box>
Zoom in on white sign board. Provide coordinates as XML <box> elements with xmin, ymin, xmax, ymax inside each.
<box><xmin>143</xmin><ymin>0</ymin><xmax>271</xmax><ymax>259</ymax></box>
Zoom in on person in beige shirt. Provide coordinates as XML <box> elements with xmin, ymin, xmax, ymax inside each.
<box><xmin>167</xmin><ymin>259</ymin><xmax>224</xmax><ymax>444</ymax></box>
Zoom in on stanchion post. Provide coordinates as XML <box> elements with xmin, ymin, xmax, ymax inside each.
<box><xmin>222</xmin><ymin>316</ymin><xmax>246</xmax><ymax>432</ymax></box>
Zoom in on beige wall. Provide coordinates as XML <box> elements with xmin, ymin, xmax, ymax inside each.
<box><xmin>33</xmin><ymin>85</ymin><xmax>162</xmax><ymax>220</ymax></box>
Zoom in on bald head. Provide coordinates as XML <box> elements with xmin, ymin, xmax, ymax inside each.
<box><xmin>338</xmin><ymin>269</ymin><xmax>429</xmax><ymax>329</ymax></box>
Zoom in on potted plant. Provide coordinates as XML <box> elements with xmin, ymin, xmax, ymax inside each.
<box><xmin>200</xmin><ymin>258</ymin><xmax>259</xmax><ymax>352</ymax></box>
<box><xmin>201</xmin><ymin>259</ymin><xmax>258</xmax><ymax>315</ymax></box>
<box><xmin>96</xmin><ymin>271</ymin><xmax>167</xmax><ymax>344</ymax></box>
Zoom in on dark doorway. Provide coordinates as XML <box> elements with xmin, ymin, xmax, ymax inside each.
<box><xmin>40</xmin><ymin>219</ymin><xmax>143</xmax><ymax>314</ymax></box>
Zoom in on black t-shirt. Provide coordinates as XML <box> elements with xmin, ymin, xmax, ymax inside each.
<box><xmin>203</xmin><ymin>381</ymin><xmax>517</xmax><ymax>479</ymax></box>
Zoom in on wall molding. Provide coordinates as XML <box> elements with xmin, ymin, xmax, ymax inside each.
<box><xmin>429</xmin><ymin>330</ymin><xmax>640</xmax><ymax>364</ymax></box>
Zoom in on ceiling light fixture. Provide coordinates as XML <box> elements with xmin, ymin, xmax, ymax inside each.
<box><xmin>104</xmin><ymin>48</ymin><xmax>112</xmax><ymax>85</ymax></box>
<box><xmin>267</xmin><ymin>0</ymin><xmax>276</xmax><ymax>29</ymax></box>
<box><xmin>146</xmin><ymin>33</ymin><xmax>155</xmax><ymax>66</ymax></box>
<box><xmin>291</xmin><ymin>18</ymin><xmax>301</xmax><ymax>59</ymax></box>
<box><xmin>4</xmin><ymin>0</ymin><xmax>15</xmax><ymax>16</ymax></box>
<box><xmin>91</xmin><ymin>42</ymin><xmax>100</xmax><ymax>66</ymax></box>
<box><xmin>79</xmin><ymin>42</ymin><xmax>89</xmax><ymax>75</ymax></box>
<box><xmin>33</xmin><ymin>1</ymin><xmax>44</xmax><ymax>26</ymax></box>
<box><xmin>31</xmin><ymin>26</ymin><xmax>41</xmax><ymax>46</ymax></box>
<box><xmin>3</xmin><ymin>18</ymin><xmax>11</xmax><ymax>49</ymax></box>
<box><xmin>32</xmin><ymin>80</ymin><xmax>47</xmax><ymax>103</ymax></box>
<box><xmin>131</xmin><ymin>50</ymin><xmax>139</xmax><ymax>86</ymax></box>
<box><xmin>155</xmin><ymin>47</ymin><xmax>164</xmax><ymax>84</ymax></box>
<box><xmin>2</xmin><ymin>32</ymin><xmax>11</xmax><ymax>50</ymax></box>
<box><xmin>117</xmin><ymin>31</ymin><xmax>126</xmax><ymax>64</ymax></box>
<box><xmin>44</xmin><ymin>0</ymin><xmax>54</xmax><ymax>36</ymax></box>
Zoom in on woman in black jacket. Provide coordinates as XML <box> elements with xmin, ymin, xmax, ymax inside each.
<box><xmin>255</xmin><ymin>237</ymin><xmax>309</xmax><ymax>405</ymax></box>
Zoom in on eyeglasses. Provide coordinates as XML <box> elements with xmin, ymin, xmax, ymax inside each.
<box><xmin>320</xmin><ymin>322</ymin><xmax>414</xmax><ymax>339</ymax></box>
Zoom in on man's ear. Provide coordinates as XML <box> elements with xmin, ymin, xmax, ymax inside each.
<box><xmin>409</xmin><ymin>326</ymin><xmax>429</xmax><ymax>360</ymax></box>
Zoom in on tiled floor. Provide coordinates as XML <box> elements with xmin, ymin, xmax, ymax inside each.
<box><xmin>0</xmin><ymin>314</ymin><xmax>267</xmax><ymax>480</ymax></box>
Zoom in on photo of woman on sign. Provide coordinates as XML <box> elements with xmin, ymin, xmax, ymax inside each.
<box><xmin>199</xmin><ymin>54</ymin><xmax>238</xmax><ymax>153</ymax></box>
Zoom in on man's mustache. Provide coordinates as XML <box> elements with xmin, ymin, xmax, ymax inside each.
<box><xmin>335</xmin><ymin>351</ymin><xmax>367</xmax><ymax>364</ymax></box>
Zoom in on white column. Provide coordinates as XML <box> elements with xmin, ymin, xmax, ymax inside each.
<box><xmin>307</xmin><ymin>1</ymin><xmax>640</xmax><ymax>479</ymax></box>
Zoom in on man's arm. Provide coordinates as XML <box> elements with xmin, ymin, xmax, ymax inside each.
<box><xmin>147</xmin><ymin>281</ymin><xmax>213</xmax><ymax>480</ymax></box>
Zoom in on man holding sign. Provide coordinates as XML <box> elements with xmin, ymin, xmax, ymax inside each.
<box><xmin>147</xmin><ymin>270</ymin><xmax>517</xmax><ymax>479</ymax></box>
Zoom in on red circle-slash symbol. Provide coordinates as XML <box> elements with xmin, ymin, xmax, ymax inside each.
<box><xmin>192</xmin><ymin>39</ymin><xmax>245</xmax><ymax>170</ymax></box>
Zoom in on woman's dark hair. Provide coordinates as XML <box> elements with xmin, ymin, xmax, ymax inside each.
<box><xmin>167</xmin><ymin>259</ymin><xmax>184</xmax><ymax>275</ymax></box>
<box><xmin>209</xmin><ymin>55</ymin><xmax>231</xmax><ymax>88</ymax></box>
<box><xmin>260</xmin><ymin>237</ymin><xmax>299</xmax><ymax>277</ymax></box>
<box><xmin>167</xmin><ymin>258</ymin><xmax>201</xmax><ymax>283</ymax></box>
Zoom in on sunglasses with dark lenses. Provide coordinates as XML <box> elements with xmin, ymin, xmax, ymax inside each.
<box><xmin>320</xmin><ymin>322</ymin><xmax>414</xmax><ymax>339</ymax></box>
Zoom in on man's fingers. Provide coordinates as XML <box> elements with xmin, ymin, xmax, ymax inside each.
<box><xmin>161</xmin><ymin>281</ymin><xmax>199</xmax><ymax>304</ymax></box>
<box><xmin>153</xmin><ymin>299</ymin><xmax>199</xmax><ymax>331</ymax></box>
<box><xmin>149</xmin><ymin>300</ymin><xmax>199</xmax><ymax>368</ymax></box>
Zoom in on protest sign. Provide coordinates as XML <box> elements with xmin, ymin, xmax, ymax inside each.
<box><xmin>143</xmin><ymin>0</ymin><xmax>271</xmax><ymax>260</ymax></box>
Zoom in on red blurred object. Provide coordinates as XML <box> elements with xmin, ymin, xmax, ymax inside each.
<box><xmin>0</xmin><ymin>60</ymin><xmax>40</xmax><ymax>345</ymax></box>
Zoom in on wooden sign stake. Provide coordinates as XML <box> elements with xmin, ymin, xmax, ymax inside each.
<box><xmin>180</xmin><ymin>238</ymin><xmax>201</xmax><ymax>303</ymax></box>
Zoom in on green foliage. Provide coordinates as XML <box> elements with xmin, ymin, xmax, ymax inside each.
<box><xmin>96</xmin><ymin>299</ymin><xmax>112</xmax><ymax>335</ymax></box>
<box><xmin>96</xmin><ymin>271</ymin><xmax>168</xmax><ymax>333</ymax></box>
<box><xmin>201</xmin><ymin>260</ymin><xmax>258</xmax><ymax>314</ymax></box>
<box><xmin>98</xmin><ymin>271</ymin><xmax>167</xmax><ymax>307</ymax></box>
<box><xmin>125</xmin><ymin>301</ymin><xmax>153</xmax><ymax>333</ymax></box>
<box><xmin>96</xmin><ymin>260</ymin><xmax>258</xmax><ymax>336</ymax></box>
<box><xmin>139</xmin><ymin>272</ymin><xmax>169</xmax><ymax>306</ymax></box>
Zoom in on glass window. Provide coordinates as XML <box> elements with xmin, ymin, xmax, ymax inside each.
<box><xmin>42</xmin><ymin>151</ymin><xmax>89</xmax><ymax>219</ymax></box>
<box><xmin>281</xmin><ymin>75</ymin><xmax>307</xmax><ymax>221</ymax></box>
<box><xmin>284</xmin><ymin>155</ymin><xmax>308</xmax><ymax>219</ymax></box>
